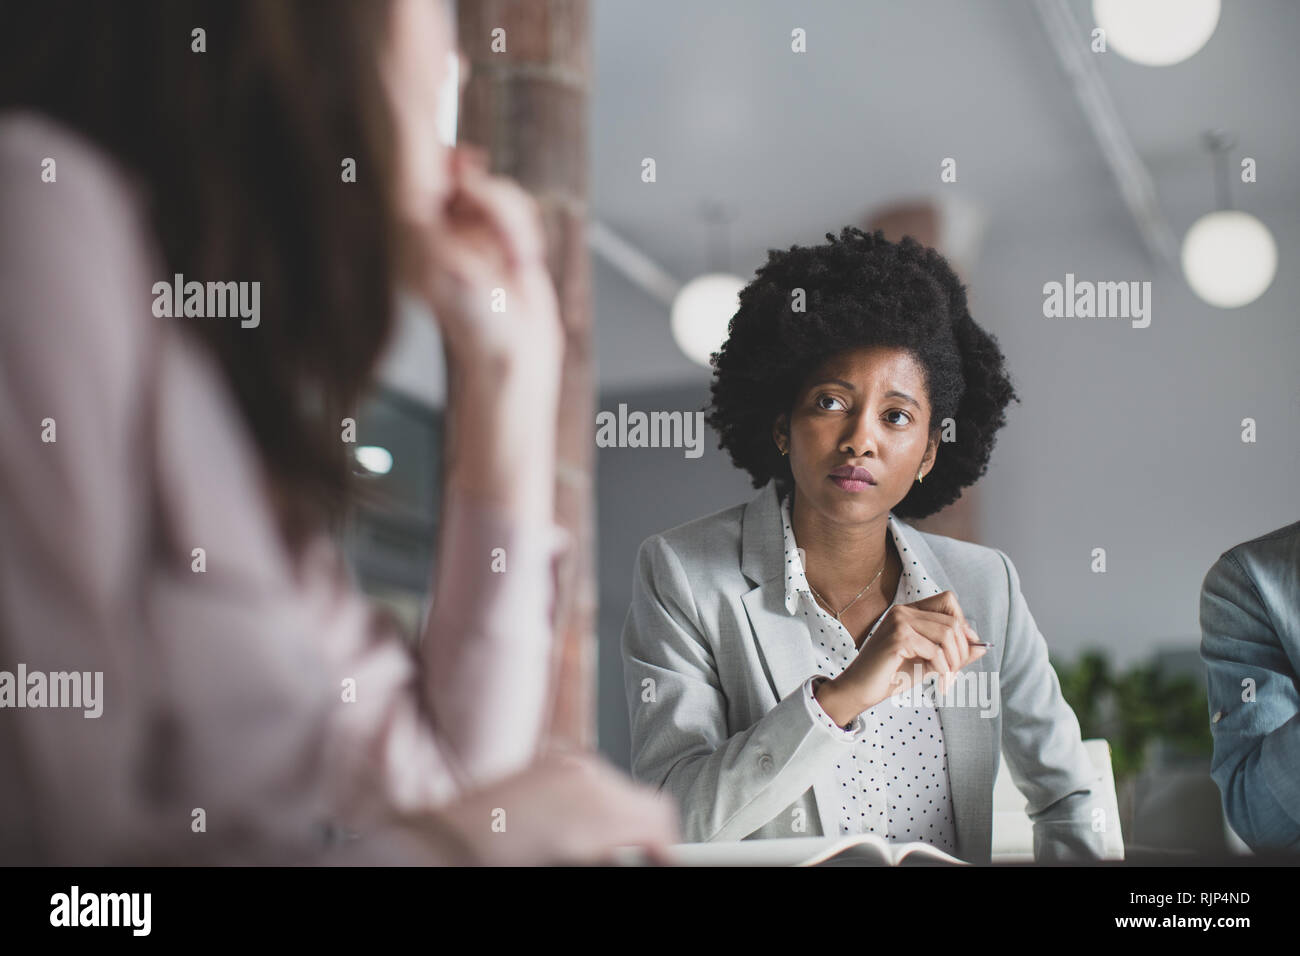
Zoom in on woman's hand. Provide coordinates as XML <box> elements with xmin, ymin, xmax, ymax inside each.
<box><xmin>404</xmin><ymin>145</ymin><xmax>563</xmax><ymax>380</ymax></box>
<box><xmin>398</xmin><ymin>146</ymin><xmax>565</xmax><ymax>517</ymax></box>
<box><xmin>815</xmin><ymin>591</ymin><xmax>988</xmax><ymax>726</ymax></box>
<box><xmin>432</xmin><ymin>751</ymin><xmax>681</xmax><ymax>866</ymax></box>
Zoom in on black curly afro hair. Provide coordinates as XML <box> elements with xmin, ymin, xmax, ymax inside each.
<box><xmin>705</xmin><ymin>226</ymin><xmax>1019</xmax><ymax>520</ymax></box>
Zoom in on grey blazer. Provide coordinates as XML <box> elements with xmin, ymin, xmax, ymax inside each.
<box><xmin>621</xmin><ymin>481</ymin><xmax>1109</xmax><ymax>863</ymax></box>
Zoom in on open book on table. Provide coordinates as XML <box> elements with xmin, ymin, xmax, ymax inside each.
<box><xmin>613</xmin><ymin>834</ymin><xmax>967</xmax><ymax>867</ymax></box>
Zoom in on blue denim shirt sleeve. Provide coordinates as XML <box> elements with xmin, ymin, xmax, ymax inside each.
<box><xmin>1199</xmin><ymin>549</ymin><xmax>1300</xmax><ymax>852</ymax></box>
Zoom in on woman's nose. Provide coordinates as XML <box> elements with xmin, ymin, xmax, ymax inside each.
<box><xmin>840</xmin><ymin>410</ymin><xmax>880</xmax><ymax>457</ymax></box>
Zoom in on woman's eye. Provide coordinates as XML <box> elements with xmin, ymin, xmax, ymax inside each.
<box><xmin>816</xmin><ymin>395</ymin><xmax>845</xmax><ymax>411</ymax></box>
<box><xmin>885</xmin><ymin>409</ymin><xmax>911</xmax><ymax>425</ymax></box>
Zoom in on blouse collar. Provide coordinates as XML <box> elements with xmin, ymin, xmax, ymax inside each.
<box><xmin>777</xmin><ymin>489</ymin><xmax>944</xmax><ymax>617</ymax></box>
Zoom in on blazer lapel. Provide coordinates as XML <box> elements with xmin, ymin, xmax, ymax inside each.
<box><xmin>738</xmin><ymin>483</ymin><xmax>841</xmax><ymax>837</ymax></box>
<box><xmin>739</xmin><ymin>483</ymin><xmax>818</xmax><ymax>702</ymax></box>
<box><xmin>889</xmin><ymin>519</ymin><xmax>995</xmax><ymax>864</ymax></box>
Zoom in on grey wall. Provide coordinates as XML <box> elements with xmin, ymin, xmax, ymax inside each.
<box><xmin>967</xmin><ymin>214</ymin><xmax>1300</xmax><ymax>670</ymax></box>
<box><xmin>594</xmin><ymin>384</ymin><xmax>752</xmax><ymax>766</ymax></box>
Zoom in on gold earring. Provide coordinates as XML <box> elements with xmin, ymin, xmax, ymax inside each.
<box><xmin>916</xmin><ymin>467</ymin><xmax>924</xmax><ymax>484</ymax></box>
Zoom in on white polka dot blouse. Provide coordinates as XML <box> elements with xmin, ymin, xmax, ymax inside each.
<box><xmin>781</xmin><ymin>491</ymin><xmax>958</xmax><ymax>852</ymax></box>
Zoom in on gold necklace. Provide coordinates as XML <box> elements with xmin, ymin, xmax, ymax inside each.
<box><xmin>806</xmin><ymin>560</ymin><xmax>885</xmax><ymax>622</ymax></box>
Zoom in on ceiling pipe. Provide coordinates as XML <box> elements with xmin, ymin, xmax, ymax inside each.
<box><xmin>587</xmin><ymin>219</ymin><xmax>681</xmax><ymax>306</ymax></box>
<box><xmin>1033</xmin><ymin>0</ymin><xmax>1179</xmax><ymax>269</ymax></box>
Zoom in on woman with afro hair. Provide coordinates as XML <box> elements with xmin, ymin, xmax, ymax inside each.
<box><xmin>621</xmin><ymin>227</ymin><xmax>1113</xmax><ymax>863</ymax></box>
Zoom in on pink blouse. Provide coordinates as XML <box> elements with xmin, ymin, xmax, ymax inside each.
<box><xmin>0</xmin><ymin>112</ymin><xmax>569</xmax><ymax>864</ymax></box>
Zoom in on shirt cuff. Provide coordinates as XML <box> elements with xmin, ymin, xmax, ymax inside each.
<box><xmin>803</xmin><ymin>675</ymin><xmax>866</xmax><ymax>740</ymax></box>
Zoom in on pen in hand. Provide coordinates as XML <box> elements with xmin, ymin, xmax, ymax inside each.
<box><xmin>963</xmin><ymin>622</ymin><xmax>992</xmax><ymax>648</ymax></box>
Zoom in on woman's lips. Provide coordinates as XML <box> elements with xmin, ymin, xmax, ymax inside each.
<box><xmin>829</xmin><ymin>475</ymin><xmax>873</xmax><ymax>492</ymax></box>
<box><xmin>828</xmin><ymin>466</ymin><xmax>876</xmax><ymax>493</ymax></box>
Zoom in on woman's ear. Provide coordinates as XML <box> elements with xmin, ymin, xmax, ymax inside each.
<box><xmin>922</xmin><ymin>433</ymin><xmax>940</xmax><ymax>469</ymax></box>
<box><xmin>771</xmin><ymin>414</ymin><xmax>789</xmax><ymax>453</ymax></box>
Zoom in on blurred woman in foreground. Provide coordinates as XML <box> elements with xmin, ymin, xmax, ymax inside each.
<box><xmin>0</xmin><ymin>0</ymin><xmax>675</xmax><ymax>864</ymax></box>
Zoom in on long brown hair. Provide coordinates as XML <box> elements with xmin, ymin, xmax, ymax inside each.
<box><xmin>0</xmin><ymin>0</ymin><xmax>402</xmax><ymax>553</ymax></box>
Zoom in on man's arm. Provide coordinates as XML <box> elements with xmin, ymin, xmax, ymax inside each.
<box><xmin>1200</xmin><ymin>550</ymin><xmax>1300</xmax><ymax>852</ymax></box>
